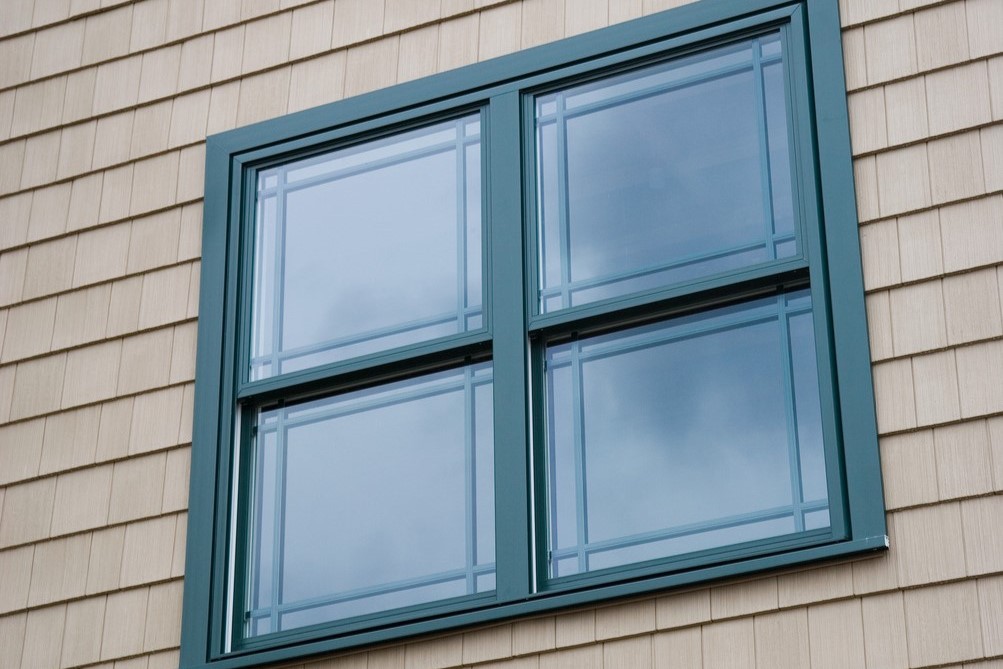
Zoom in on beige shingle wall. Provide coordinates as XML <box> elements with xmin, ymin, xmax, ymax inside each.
<box><xmin>0</xmin><ymin>0</ymin><xmax>1000</xmax><ymax>667</ymax></box>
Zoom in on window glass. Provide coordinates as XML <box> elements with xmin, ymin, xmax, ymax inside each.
<box><xmin>251</xmin><ymin>115</ymin><xmax>483</xmax><ymax>380</ymax></box>
<box><xmin>536</xmin><ymin>34</ymin><xmax>795</xmax><ymax>313</ymax></box>
<box><xmin>544</xmin><ymin>290</ymin><xmax>828</xmax><ymax>577</ymax></box>
<box><xmin>247</xmin><ymin>363</ymin><xmax>495</xmax><ymax>636</ymax></box>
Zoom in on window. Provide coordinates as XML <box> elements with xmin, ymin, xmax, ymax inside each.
<box><xmin>182</xmin><ymin>1</ymin><xmax>887</xmax><ymax>666</ymax></box>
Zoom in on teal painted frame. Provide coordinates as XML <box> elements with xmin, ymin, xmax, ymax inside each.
<box><xmin>183</xmin><ymin>0</ymin><xmax>886</xmax><ymax>667</ymax></box>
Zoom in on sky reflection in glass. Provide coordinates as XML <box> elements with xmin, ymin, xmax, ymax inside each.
<box><xmin>536</xmin><ymin>34</ymin><xmax>795</xmax><ymax>312</ymax></box>
<box><xmin>247</xmin><ymin>364</ymin><xmax>494</xmax><ymax>634</ymax></box>
<box><xmin>545</xmin><ymin>291</ymin><xmax>828</xmax><ymax>577</ymax></box>
<box><xmin>251</xmin><ymin>116</ymin><xmax>483</xmax><ymax>379</ymax></box>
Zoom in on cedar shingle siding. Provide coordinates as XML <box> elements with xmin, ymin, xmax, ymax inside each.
<box><xmin>0</xmin><ymin>0</ymin><xmax>1001</xmax><ymax>667</ymax></box>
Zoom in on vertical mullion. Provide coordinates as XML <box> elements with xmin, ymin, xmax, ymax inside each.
<box><xmin>570</xmin><ymin>340</ymin><xmax>589</xmax><ymax>572</ymax></box>
<box><xmin>270</xmin><ymin>410</ymin><xmax>287</xmax><ymax>632</ymax></box>
<box><xmin>555</xmin><ymin>94</ymin><xmax>572</xmax><ymax>310</ymax></box>
<box><xmin>543</xmin><ymin>357</ymin><xmax>560</xmax><ymax>578</ymax></box>
<box><xmin>251</xmin><ymin>195</ymin><xmax>268</xmax><ymax>378</ymax></box>
<box><xmin>456</xmin><ymin>120</ymin><xmax>468</xmax><ymax>333</ymax></box>
<box><xmin>489</xmin><ymin>90</ymin><xmax>532</xmax><ymax>602</ymax></box>
<box><xmin>464</xmin><ymin>366</ymin><xmax>477</xmax><ymax>593</ymax></box>
<box><xmin>271</xmin><ymin>168</ymin><xmax>288</xmax><ymax>377</ymax></box>
<box><xmin>249</xmin><ymin>428</ymin><xmax>267</xmax><ymax>631</ymax></box>
<box><xmin>777</xmin><ymin>295</ymin><xmax>806</xmax><ymax>532</ymax></box>
<box><xmin>752</xmin><ymin>38</ymin><xmax>778</xmax><ymax>261</ymax></box>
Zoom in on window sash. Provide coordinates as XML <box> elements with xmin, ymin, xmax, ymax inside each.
<box><xmin>534</xmin><ymin>33</ymin><xmax>798</xmax><ymax>314</ymax></box>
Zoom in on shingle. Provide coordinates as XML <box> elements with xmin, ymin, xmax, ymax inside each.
<box><xmin>956</xmin><ymin>339</ymin><xmax>1003</xmax><ymax>418</ymax></box>
<box><xmin>81</xmin><ymin>4</ymin><xmax>133</xmax><ymax>65</ymax></box>
<box><xmin>912</xmin><ymin>349</ymin><xmax>961</xmax><ymax>426</ymax></box>
<box><xmin>92</xmin><ymin>55</ymin><xmax>142</xmax><ymax>116</ymax></box>
<box><xmin>92</xmin><ymin>112</ymin><xmax>135</xmax><ymax>171</ymax></box>
<box><xmin>61</xmin><ymin>340</ymin><xmax>122</xmax><ymax>408</ymax></box>
<box><xmin>703</xmin><ymin>618</ymin><xmax>754</xmax><ymax>669</ymax></box>
<box><xmin>0</xmin><ymin>545</ymin><xmax>33</xmax><ymax>613</ymax></box>
<box><xmin>604</xmin><ymin>635</ymin><xmax>652</xmax><ymax>669</ymax></box>
<box><xmin>710</xmin><ymin>578</ymin><xmax>778</xmax><ymax>619</ymax></box>
<box><xmin>61</xmin><ymin>596</ymin><xmax>106</xmax><ymax>667</ymax></box>
<box><xmin>27</xmin><ymin>533</ymin><xmax>91</xmax><ymax>606</ymax></box>
<box><xmin>289</xmin><ymin>0</ymin><xmax>334</xmax><ymax>60</ymax></box>
<box><xmin>57</xmin><ymin>120</ymin><xmax>97</xmax><ymax>181</ymax></box>
<box><xmin>0</xmin><ymin>419</ymin><xmax>44</xmax><ymax>486</ymax></box>
<box><xmin>11</xmin><ymin>76</ymin><xmax>68</xmax><ymax>137</ymax></box>
<box><xmin>119</xmin><ymin>514</ymin><xmax>175</xmax><ymax>586</ymax></box>
<box><xmin>595</xmin><ymin>599</ymin><xmax>656</xmax><ymax>639</ymax></box>
<box><xmin>880</xmin><ymin>430</ymin><xmax>940</xmax><ymax>509</ymax></box>
<box><xmin>21</xmin><ymin>604</ymin><xmax>66</xmax><ymax>669</ymax></box>
<box><xmin>30</xmin><ymin>21</ymin><xmax>84</xmax><ymax>79</ymax></box>
<box><xmin>20</xmin><ymin>131</ymin><xmax>62</xmax><ymax>190</ymax></box>
<box><xmin>914</xmin><ymin>1</ymin><xmax>970</xmax><ymax>72</ymax></box>
<box><xmin>52</xmin><ymin>284</ymin><xmax>111</xmax><ymax>351</ymax></box>
<box><xmin>655</xmin><ymin>588</ymin><xmax>711</xmax><ymax>629</ymax></box>
<box><xmin>101</xmin><ymin>587</ymin><xmax>149</xmax><ymax>660</ymax></box>
<box><xmin>62</xmin><ymin>68</ymin><xmax>97</xmax><ymax>125</ymax></box>
<box><xmin>211</xmin><ymin>25</ymin><xmax>245</xmax><ymax>82</ymax></box>
<box><xmin>144</xmin><ymin>579</ymin><xmax>183</xmax><ymax>651</ymax></box>
<box><xmin>893</xmin><ymin>503</ymin><xmax>967</xmax><ymax>586</ymax></box>
<box><xmin>1</xmin><ymin>297</ymin><xmax>56</xmax><ymax>363</ymax></box>
<box><xmin>807</xmin><ymin>599</ymin><xmax>866</xmax><ymax>669</ymax></box>
<box><xmin>461</xmin><ymin>624</ymin><xmax>512</xmax><ymax>664</ymax></box>
<box><xmin>397</xmin><ymin>25</ymin><xmax>439</xmax><ymax>83</ymax></box>
<box><xmin>753</xmin><ymin>609</ymin><xmax>810</xmax><ymax>669</ymax></box>
<box><xmin>130</xmin><ymin>0</ymin><xmax>168</xmax><ymax>51</ymax></box>
<box><xmin>928</xmin><ymin>131</ymin><xmax>986</xmax><ymax>204</ymax></box>
<box><xmin>86</xmin><ymin>525</ymin><xmax>125</xmax><ymax>594</ymax></box>
<box><xmin>478</xmin><ymin>2</ymin><xmax>521</xmax><ymax>60</ymax></box>
<box><xmin>331</xmin><ymin>0</ymin><xmax>385</xmax><ymax>48</ymax></box>
<box><xmin>344</xmin><ymin>38</ymin><xmax>399</xmax><ymax>97</ymax></box>
<box><xmin>241</xmin><ymin>12</ymin><xmax>292</xmax><ymax>74</ymax></box>
<box><xmin>235</xmin><ymin>66</ymin><xmax>292</xmax><ymax>127</ymax></box>
<box><xmin>9</xmin><ymin>353</ymin><xmax>67</xmax><ymax>421</ymax></box>
<box><xmin>50</xmin><ymin>465</ymin><xmax>113</xmax><ymax>537</ymax></box>
<box><xmin>108</xmin><ymin>453</ymin><xmax>168</xmax><ymax>525</ymax></box>
<box><xmin>130</xmin><ymin>151</ymin><xmax>181</xmax><ymax>216</ymax></box>
<box><xmin>287</xmin><ymin>51</ymin><xmax>347</xmax><ymax>113</ymax></box>
<box><xmin>178</xmin><ymin>34</ymin><xmax>214</xmax><ymax>91</ymax></box>
<box><xmin>40</xmin><ymin>405</ymin><xmax>101</xmax><ymax>474</ymax></box>
<box><xmin>864</xmin><ymin>15</ymin><xmax>917</xmax><ymax>85</ymax></box>
<box><xmin>0</xmin><ymin>477</ymin><xmax>55</xmax><ymax>547</ymax></box>
<box><xmin>130</xmin><ymin>101</ymin><xmax>173</xmax><ymax>159</ymax></box>
<box><xmin>847</xmin><ymin>87</ymin><xmax>886</xmax><ymax>155</ymax></box>
<box><xmin>904</xmin><ymin>581</ymin><xmax>982</xmax><ymax>666</ymax></box>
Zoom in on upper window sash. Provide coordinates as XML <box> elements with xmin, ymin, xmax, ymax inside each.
<box><xmin>532</xmin><ymin>31</ymin><xmax>801</xmax><ymax>316</ymax></box>
<box><xmin>241</xmin><ymin>113</ymin><xmax>487</xmax><ymax>389</ymax></box>
<box><xmin>517</xmin><ymin>19</ymin><xmax>818</xmax><ymax>334</ymax></box>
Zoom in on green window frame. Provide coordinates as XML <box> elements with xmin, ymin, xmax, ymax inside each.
<box><xmin>182</xmin><ymin>1</ymin><xmax>887</xmax><ymax>667</ymax></box>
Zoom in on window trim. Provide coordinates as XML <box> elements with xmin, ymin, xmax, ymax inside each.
<box><xmin>182</xmin><ymin>1</ymin><xmax>887</xmax><ymax>667</ymax></box>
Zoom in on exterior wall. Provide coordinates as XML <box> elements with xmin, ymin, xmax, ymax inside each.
<box><xmin>0</xmin><ymin>0</ymin><xmax>1000</xmax><ymax>668</ymax></box>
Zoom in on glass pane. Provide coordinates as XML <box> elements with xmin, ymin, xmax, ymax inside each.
<box><xmin>246</xmin><ymin>363</ymin><xmax>495</xmax><ymax>635</ymax></box>
<box><xmin>536</xmin><ymin>34</ymin><xmax>796</xmax><ymax>313</ymax></box>
<box><xmin>544</xmin><ymin>291</ymin><xmax>828</xmax><ymax>578</ymax></box>
<box><xmin>251</xmin><ymin>115</ymin><xmax>484</xmax><ymax>380</ymax></box>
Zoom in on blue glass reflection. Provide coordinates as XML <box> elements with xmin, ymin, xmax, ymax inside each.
<box><xmin>247</xmin><ymin>364</ymin><xmax>495</xmax><ymax>635</ymax></box>
<box><xmin>251</xmin><ymin>116</ymin><xmax>483</xmax><ymax>379</ymax></box>
<box><xmin>545</xmin><ymin>291</ymin><xmax>828</xmax><ymax>577</ymax></box>
<box><xmin>536</xmin><ymin>34</ymin><xmax>796</xmax><ymax>312</ymax></box>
